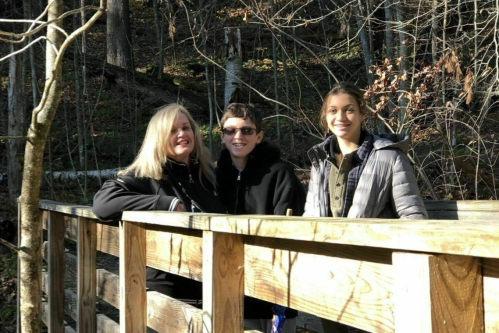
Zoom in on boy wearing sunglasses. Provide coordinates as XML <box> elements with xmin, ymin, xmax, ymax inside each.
<box><xmin>216</xmin><ymin>103</ymin><xmax>306</xmax><ymax>333</ymax></box>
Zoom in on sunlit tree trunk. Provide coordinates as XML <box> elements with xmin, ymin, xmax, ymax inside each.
<box><xmin>18</xmin><ymin>2</ymin><xmax>105</xmax><ymax>331</ymax></box>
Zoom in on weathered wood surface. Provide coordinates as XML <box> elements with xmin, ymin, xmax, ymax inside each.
<box><xmin>244</xmin><ymin>243</ymin><xmax>393</xmax><ymax>333</ymax></box>
<box><xmin>393</xmin><ymin>252</ymin><xmax>483</xmax><ymax>333</ymax></box>
<box><xmin>97</xmin><ymin>268</ymin><xmax>204</xmax><ymax>332</ymax></box>
<box><xmin>77</xmin><ymin>217</ymin><xmax>97</xmax><ymax>333</ymax></box>
<box><xmin>41</xmin><ymin>302</ymin><xmax>74</xmax><ymax>333</ymax></box>
<box><xmin>427</xmin><ymin>210</ymin><xmax>498</xmax><ymax>220</ymax></box>
<box><xmin>203</xmin><ymin>231</ymin><xmax>244</xmax><ymax>333</ymax></box>
<box><xmin>42</xmin><ymin>241</ymin><xmax>78</xmax><ymax>279</ymax></box>
<box><xmin>40</xmin><ymin>199</ymin><xmax>97</xmax><ymax>219</ymax></box>
<box><xmin>48</xmin><ymin>211</ymin><xmax>65</xmax><ymax>333</ymax></box>
<box><xmin>210</xmin><ymin>215</ymin><xmax>499</xmax><ymax>258</ymax></box>
<box><xmin>146</xmin><ymin>224</ymin><xmax>203</xmax><ymax>281</ymax></box>
<box><xmin>424</xmin><ymin>200</ymin><xmax>499</xmax><ymax>211</ymax></box>
<box><xmin>483</xmin><ymin>258</ymin><xmax>499</xmax><ymax>333</ymax></box>
<box><xmin>123</xmin><ymin>210</ymin><xmax>214</xmax><ymax>229</ymax></box>
<box><xmin>96</xmin><ymin>314</ymin><xmax>120</xmax><ymax>333</ymax></box>
<box><xmin>40</xmin><ymin>200</ymin><xmax>499</xmax><ymax>258</ymax></box>
<box><xmin>120</xmin><ymin>221</ymin><xmax>147</xmax><ymax>333</ymax></box>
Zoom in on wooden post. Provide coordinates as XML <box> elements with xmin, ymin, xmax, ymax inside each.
<box><xmin>119</xmin><ymin>221</ymin><xmax>146</xmax><ymax>333</ymax></box>
<box><xmin>203</xmin><ymin>231</ymin><xmax>244</xmax><ymax>333</ymax></box>
<box><xmin>393</xmin><ymin>252</ymin><xmax>484</xmax><ymax>333</ymax></box>
<box><xmin>77</xmin><ymin>217</ymin><xmax>96</xmax><ymax>332</ymax></box>
<box><xmin>48</xmin><ymin>211</ymin><xmax>65</xmax><ymax>332</ymax></box>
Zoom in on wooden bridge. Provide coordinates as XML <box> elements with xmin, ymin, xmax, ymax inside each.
<box><xmin>35</xmin><ymin>199</ymin><xmax>499</xmax><ymax>332</ymax></box>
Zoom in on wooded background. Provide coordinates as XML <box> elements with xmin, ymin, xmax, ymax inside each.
<box><xmin>2</xmin><ymin>0</ymin><xmax>499</xmax><ymax>208</ymax></box>
<box><xmin>1</xmin><ymin>0</ymin><xmax>499</xmax><ymax>331</ymax></box>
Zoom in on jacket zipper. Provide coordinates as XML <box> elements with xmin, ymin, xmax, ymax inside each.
<box><xmin>189</xmin><ymin>174</ymin><xmax>194</xmax><ymax>183</ymax></box>
<box><xmin>233</xmin><ymin>170</ymin><xmax>242</xmax><ymax>214</ymax></box>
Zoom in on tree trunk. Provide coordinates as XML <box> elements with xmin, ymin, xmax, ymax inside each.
<box><xmin>107</xmin><ymin>0</ymin><xmax>134</xmax><ymax>71</ymax></box>
<box><xmin>431</xmin><ymin>0</ymin><xmax>438</xmax><ymax>64</ymax></box>
<box><xmin>395</xmin><ymin>0</ymin><xmax>409</xmax><ymax>129</ymax></box>
<box><xmin>384</xmin><ymin>0</ymin><xmax>394</xmax><ymax>60</ymax></box>
<box><xmin>270</xmin><ymin>0</ymin><xmax>280</xmax><ymax>143</ymax></box>
<box><xmin>224</xmin><ymin>27</ymin><xmax>242</xmax><ymax>109</ymax></box>
<box><xmin>354</xmin><ymin>0</ymin><xmax>374</xmax><ymax>84</ymax></box>
<box><xmin>153</xmin><ymin>0</ymin><xmax>164</xmax><ymax>79</ymax></box>
<box><xmin>7</xmin><ymin>43</ymin><xmax>25</xmax><ymax>202</ymax></box>
<box><xmin>18</xmin><ymin>2</ymin><xmax>105</xmax><ymax>331</ymax></box>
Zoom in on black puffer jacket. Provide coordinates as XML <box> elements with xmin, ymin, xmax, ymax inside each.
<box><xmin>93</xmin><ymin>159</ymin><xmax>226</xmax><ymax>305</ymax></box>
<box><xmin>217</xmin><ymin>142</ymin><xmax>306</xmax><ymax>319</ymax></box>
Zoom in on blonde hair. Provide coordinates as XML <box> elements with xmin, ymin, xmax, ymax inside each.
<box><xmin>119</xmin><ymin>104</ymin><xmax>216</xmax><ymax>187</ymax></box>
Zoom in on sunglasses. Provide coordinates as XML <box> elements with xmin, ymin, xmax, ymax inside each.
<box><xmin>221</xmin><ymin>127</ymin><xmax>258</xmax><ymax>136</ymax></box>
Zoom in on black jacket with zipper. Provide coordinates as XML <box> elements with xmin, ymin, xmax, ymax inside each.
<box><xmin>92</xmin><ymin>159</ymin><xmax>226</xmax><ymax>305</ymax></box>
<box><xmin>216</xmin><ymin>142</ymin><xmax>306</xmax><ymax>319</ymax></box>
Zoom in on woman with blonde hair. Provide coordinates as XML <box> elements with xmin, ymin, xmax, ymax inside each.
<box><xmin>93</xmin><ymin>103</ymin><xmax>226</xmax><ymax>300</ymax></box>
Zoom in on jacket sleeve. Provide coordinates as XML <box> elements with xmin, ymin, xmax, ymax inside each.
<box><xmin>273</xmin><ymin>165</ymin><xmax>306</xmax><ymax>216</ymax></box>
<box><xmin>391</xmin><ymin>152</ymin><xmax>428</xmax><ymax>219</ymax></box>
<box><xmin>92</xmin><ymin>177</ymin><xmax>179</xmax><ymax>223</ymax></box>
<box><xmin>303</xmin><ymin>164</ymin><xmax>318</xmax><ymax>217</ymax></box>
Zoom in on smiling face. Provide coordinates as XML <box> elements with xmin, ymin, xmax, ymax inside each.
<box><xmin>220</xmin><ymin>117</ymin><xmax>263</xmax><ymax>169</ymax></box>
<box><xmin>325</xmin><ymin>93</ymin><xmax>365</xmax><ymax>144</ymax></box>
<box><xmin>168</xmin><ymin>113</ymin><xmax>195</xmax><ymax>165</ymax></box>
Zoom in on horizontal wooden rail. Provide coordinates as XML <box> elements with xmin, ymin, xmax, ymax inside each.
<box><xmin>37</xmin><ymin>199</ymin><xmax>499</xmax><ymax>333</ymax></box>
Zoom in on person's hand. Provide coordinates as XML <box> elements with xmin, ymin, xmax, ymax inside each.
<box><xmin>176</xmin><ymin>202</ymin><xmax>184</xmax><ymax>212</ymax></box>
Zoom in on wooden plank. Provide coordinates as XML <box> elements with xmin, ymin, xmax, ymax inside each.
<box><xmin>244</xmin><ymin>243</ymin><xmax>393</xmax><ymax>333</ymax></box>
<box><xmin>146</xmin><ymin>224</ymin><xmax>203</xmax><ymax>281</ymax></box>
<box><xmin>393</xmin><ymin>252</ymin><xmax>483</xmax><ymax>333</ymax></box>
<box><xmin>42</xmin><ymin>241</ymin><xmax>78</xmax><ymax>279</ymax></box>
<box><xmin>97</xmin><ymin>314</ymin><xmax>120</xmax><ymax>333</ymax></box>
<box><xmin>64</xmin><ymin>289</ymin><xmax>78</xmax><ymax>321</ymax></box>
<box><xmin>41</xmin><ymin>302</ymin><xmax>73</xmax><ymax>332</ymax></box>
<box><xmin>203</xmin><ymin>231</ymin><xmax>244</xmax><ymax>333</ymax></box>
<box><xmin>77</xmin><ymin>217</ymin><xmax>97</xmax><ymax>333</ymax></box>
<box><xmin>483</xmin><ymin>258</ymin><xmax>499</xmax><ymax>333</ymax></box>
<box><xmin>122</xmin><ymin>210</ymin><xmax>215</xmax><ymax>229</ymax></box>
<box><xmin>97</xmin><ymin>269</ymin><xmax>204</xmax><ymax>332</ymax></box>
<box><xmin>423</xmin><ymin>200</ymin><xmax>499</xmax><ymax>212</ymax></box>
<box><xmin>96</xmin><ymin>222</ymin><xmax>119</xmax><ymax>256</ymax></box>
<box><xmin>427</xmin><ymin>210</ymin><xmax>498</xmax><ymax>220</ymax></box>
<box><xmin>48</xmin><ymin>211</ymin><xmax>66</xmax><ymax>333</ymax></box>
<box><xmin>39</xmin><ymin>199</ymin><xmax>98</xmax><ymax>219</ymax></box>
<box><xmin>97</xmin><ymin>269</ymin><xmax>120</xmax><ymax>308</ymax></box>
<box><xmin>147</xmin><ymin>291</ymin><xmax>203</xmax><ymax>332</ymax></box>
<box><xmin>210</xmin><ymin>215</ymin><xmax>499</xmax><ymax>258</ymax></box>
<box><xmin>120</xmin><ymin>221</ymin><xmax>147</xmax><ymax>333</ymax></box>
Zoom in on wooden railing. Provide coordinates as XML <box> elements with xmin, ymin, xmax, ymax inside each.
<box><xmin>36</xmin><ymin>199</ymin><xmax>499</xmax><ymax>333</ymax></box>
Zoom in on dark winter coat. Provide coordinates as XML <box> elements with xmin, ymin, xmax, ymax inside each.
<box><xmin>304</xmin><ymin>133</ymin><xmax>428</xmax><ymax>219</ymax></box>
<box><xmin>216</xmin><ymin>142</ymin><xmax>306</xmax><ymax>216</ymax></box>
<box><xmin>93</xmin><ymin>159</ymin><xmax>226</xmax><ymax>222</ymax></box>
<box><xmin>92</xmin><ymin>159</ymin><xmax>226</xmax><ymax>304</ymax></box>
<box><xmin>216</xmin><ymin>142</ymin><xmax>306</xmax><ymax>319</ymax></box>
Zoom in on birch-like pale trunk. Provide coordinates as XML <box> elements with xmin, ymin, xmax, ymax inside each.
<box><xmin>18</xmin><ymin>2</ymin><xmax>105</xmax><ymax>331</ymax></box>
<box><xmin>19</xmin><ymin>1</ymin><xmax>64</xmax><ymax>330</ymax></box>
